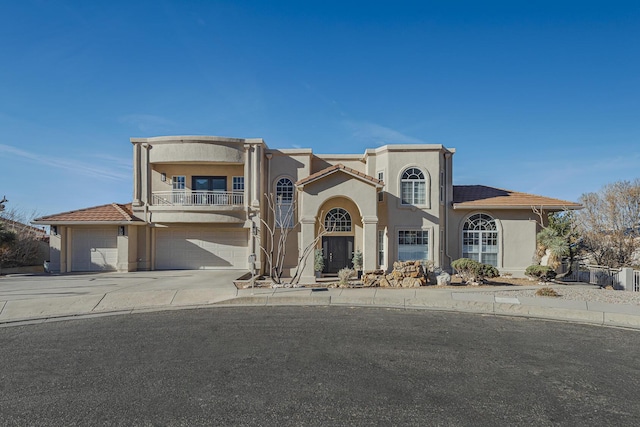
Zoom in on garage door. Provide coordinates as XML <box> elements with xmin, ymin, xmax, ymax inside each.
<box><xmin>72</xmin><ymin>227</ymin><xmax>118</xmax><ymax>272</ymax></box>
<box><xmin>155</xmin><ymin>228</ymin><xmax>248</xmax><ymax>270</ymax></box>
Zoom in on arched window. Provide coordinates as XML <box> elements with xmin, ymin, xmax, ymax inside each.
<box><xmin>324</xmin><ymin>208</ymin><xmax>352</xmax><ymax>232</ymax></box>
<box><xmin>275</xmin><ymin>178</ymin><xmax>294</xmax><ymax>228</ymax></box>
<box><xmin>463</xmin><ymin>213</ymin><xmax>498</xmax><ymax>266</ymax></box>
<box><xmin>401</xmin><ymin>167</ymin><xmax>426</xmax><ymax>205</ymax></box>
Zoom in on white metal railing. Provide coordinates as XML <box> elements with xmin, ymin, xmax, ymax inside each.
<box><xmin>152</xmin><ymin>190</ymin><xmax>244</xmax><ymax>206</ymax></box>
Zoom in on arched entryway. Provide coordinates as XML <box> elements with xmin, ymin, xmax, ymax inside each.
<box><xmin>318</xmin><ymin>198</ymin><xmax>362</xmax><ymax>274</ymax></box>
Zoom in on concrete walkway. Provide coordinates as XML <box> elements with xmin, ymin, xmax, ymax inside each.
<box><xmin>1</xmin><ymin>271</ymin><xmax>640</xmax><ymax>329</ymax></box>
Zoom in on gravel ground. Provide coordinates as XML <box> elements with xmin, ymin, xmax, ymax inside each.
<box><xmin>494</xmin><ymin>285</ymin><xmax>640</xmax><ymax>306</ymax></box>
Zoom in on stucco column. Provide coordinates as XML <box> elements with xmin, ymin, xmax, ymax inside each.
<box><xmin>243</xmin><ymin>144</ymin><xmax>251</xmax><ymax>208</ymax></box>
<box><xmin>251</xmin><ymin>145</ymin><xmax>260</xmax><ymax>207</ymax></box>
<box><xmin>141</xmin><ymin>143</ymin><xmax>151</xmax><ymax>205</ymax></box>
<box><xmin>362</xmin><ymin>216</ymin><xmax>378</xmax><ymax>272</ymax></box>
<box><xmin>116</xmin><ymin>230</ymin><xmax>129</xmax><ymax>272</ymax></box>
<box><xmin>133</xmin><ymin>144</ymin><xmax>141</xmax><ymax>207</ymax></box>
<box><xmin>65</xmin><ymin>227</ymin><xmax>72</xmax><ymax>273</ymax></box>
<box><xmin>299</xmin><ymin>216</ymin><xmax>317</xmax><ymax>284</ymax></box>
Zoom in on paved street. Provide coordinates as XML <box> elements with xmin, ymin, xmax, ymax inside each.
<box><xmin>1</xmin><ymin>306</ymin><xmax>639</xmax><ymax>426</ymax></box>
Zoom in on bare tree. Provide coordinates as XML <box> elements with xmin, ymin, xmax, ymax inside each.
<box><xmin>576</xmin><ymin>179</ymin><xmax>640</xmax><ymax>268</ymax></box>
<box><xmin>258</xmin><ymin>193</ymin><xmax>298</xmax><ymax>284</ymax></box>
<box><xmin>258</xmin><ymin>193</ymin><xmax>333</xmax><ymax>286</ymax></box>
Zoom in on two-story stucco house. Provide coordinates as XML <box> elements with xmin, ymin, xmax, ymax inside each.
<box><xmin>34</xmin><ymin>135</ymin><xmax>581</xmax><ymax>281</ymax></box>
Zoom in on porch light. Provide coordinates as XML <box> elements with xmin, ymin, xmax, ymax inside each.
<box><xmin>161</xmin><ymin>173</ymin><xmax>166</xmax><ymax>182</ymax></box>
<box><xmin>51</xmin><ymin>226</ymin><xmax>58</xmax><ymax>236</ymax></box>
<box><xmin>118</xmin><ymin>226</ymin><xmax>126</xmax><ymax>236</ymax></box>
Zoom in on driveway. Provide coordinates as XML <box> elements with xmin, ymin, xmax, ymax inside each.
<box><xmin>0</xmin><ymin>270</ymin><xmax>245</xmax><ymax>323</ymax></box>
<box><xmin>0</xmin><ymin>270</ymin><xmax>244</xmax><ymax>301</ymax></box>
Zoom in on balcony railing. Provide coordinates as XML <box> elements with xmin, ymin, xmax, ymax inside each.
<box><xmin>152</xmin><ymin>190</ymin><xmax>244</xmax><ymax>207</ymax></box>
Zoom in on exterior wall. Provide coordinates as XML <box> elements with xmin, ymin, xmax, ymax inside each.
<box><xmin>365</xmin><ymin>147</ymin><xmax>447</xmax><ymax>270</ymax></box>
<box><xmin>147</xmin><ymin>139</ymin><xmax>245</xmax><ymax>164</ymax></box>
<box><xmin>449</xmin><ymin>209</ymin><xmax>538</xmax><ymax>277</ymax></box>
<box><xmin>48</xmin><ymin>227</ymin><xmax>63</xmax><ymax>273</ymax></box>
<box><xmin>312</xmin><ymin>155</ymin><xmax>365</xmax><ymax>174</ymax></box>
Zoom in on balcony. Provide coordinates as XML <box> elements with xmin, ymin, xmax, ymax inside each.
<box><xmin>152</xmin><ymin>190</ymin><xmax>244</xmax><ymax>207</ymax></box>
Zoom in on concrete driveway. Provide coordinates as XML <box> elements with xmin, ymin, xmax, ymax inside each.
<box><xmin>0</xmin><ymin>270</ymin><xmax>244</xmax><ymax>323</ymax></box>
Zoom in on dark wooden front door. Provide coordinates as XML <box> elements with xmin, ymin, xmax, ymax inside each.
<box><xmin>322</xmin><ymin>236</ymin><xmax>354</xmax><ymax>274</ymax></box>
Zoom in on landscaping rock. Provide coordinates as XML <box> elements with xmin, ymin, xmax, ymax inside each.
<box><xmin>436</xmin><ymin>272</ymin><xmax>451</xmax><ymax>286</ymax></box>
<box><xmin>362</xmin><ymin>261</ymin><xmax>430</xmax><ymax>288</ymax></box>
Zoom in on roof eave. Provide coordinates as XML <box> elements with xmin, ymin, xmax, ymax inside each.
<box><xmin>297</xmin><ymin>169</ymin><xmax>383</xmax><ymax>189</ymax></box>
<box><xmin>452</xmin><ymin>204</ymin><xmax>583</xmax><ymax>210</ymax></box>
<box><xmin>31</xmin><ymin>220</ymin><xmax>145</xmax><ymax>225</ymax></box>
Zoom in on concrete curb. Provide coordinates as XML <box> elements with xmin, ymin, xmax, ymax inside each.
<box><xmin>1</xmin><ymin>289</ymin><xmax>640</xmax><ymax>330</ymax></box>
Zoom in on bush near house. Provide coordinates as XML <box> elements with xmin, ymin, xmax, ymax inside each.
<box><xmin>337</xmin><ymin>268</ymin><xmax>354</xmax><ymax>287</ymax></box>
<box><xmin>525</xmin><ymin>265</ymin><xmax>557</xmax><ymax>282</ymax></box>
<box><xmin>451</xmin><ymin>258</ymin><xmax>499</xmax><ymax>284</ymax></box>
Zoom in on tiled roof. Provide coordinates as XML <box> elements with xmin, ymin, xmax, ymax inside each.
<box><xmin>453</xmin><ymin>185</ymin><xmax>582</xmax><ymax>209</ymax></box>
<box><xmin>296</xmin><ymin>163</ymin><xmax>383</xmax><ymax>187</ymax></box>
<box><xmin>33</xmin><ymin>203</ymin><xmax>142</xmax><ymax>224</ymax></box>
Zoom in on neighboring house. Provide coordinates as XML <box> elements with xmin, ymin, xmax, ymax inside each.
<box><xmin>33</xmin><ymin>136</ymin><xmax>581</xmax><ymax>279</ymax></box>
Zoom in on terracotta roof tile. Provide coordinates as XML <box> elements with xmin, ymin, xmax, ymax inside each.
<box><xmin>453</xmin><ymin>185</ymin><xmax>582</xmax><ymax>209</ymax></box>
<box><xmin>33</xmin><ymin>203</ymin><xmax>142</xmax><ymax>223</ymax></box>
<box><xmin>296</xmin><ymin>163</ymin><xmax>383</xmax><ymax>187</ymax></box>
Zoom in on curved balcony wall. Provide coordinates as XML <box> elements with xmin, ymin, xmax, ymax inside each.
<box><xmin>148</xmin><ymin>138</ymin><xmax>245</xmax><ymax>164</ymax></box>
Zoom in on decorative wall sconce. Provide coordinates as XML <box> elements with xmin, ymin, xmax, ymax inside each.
<box><xmin>51</xmin><ymin>226</ymin><xmax>58</xmax><ymax>236</ymax></box>
<box><xmin>118</xmin><ymin>226</ymin><xmax>126</xmax><ymax>236</ymax></box>
<box><xmin>161</xmin><ymin>173</ymin><xmax>166</xmax><ymax>182</ymax></box>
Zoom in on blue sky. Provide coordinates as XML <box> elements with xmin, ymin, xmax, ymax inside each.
<box><xmin>1</xmin><ymin>1</ymin><xmax>638</xmax><ymax>217</ymax></box>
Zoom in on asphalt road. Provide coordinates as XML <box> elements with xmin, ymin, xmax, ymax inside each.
<box><xmin>1</xmin><ymin>307</ymin><xmax>639</xmax><ymax>426</ymax></box>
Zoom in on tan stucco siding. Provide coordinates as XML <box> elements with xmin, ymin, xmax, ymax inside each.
<box><xmin>148</xmin><ymin>141</ymin><xmax>244</xmax><ymax>164</ymax></box>
<box><xmin>449</xmin><ymin>209</ymin><xmax>538</xmax><ymax>277</ymax></box>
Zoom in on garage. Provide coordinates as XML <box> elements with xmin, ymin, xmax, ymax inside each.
<box><xmin>155</xmin><ymin>227</ymin><xmax>248</xmax><ymax>270</ymax></box>
<box><xmin>71</xmin><ymin>227</ymin><xmax>118</xmax><ymax>272</ymax></box>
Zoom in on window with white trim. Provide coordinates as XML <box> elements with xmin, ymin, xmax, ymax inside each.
<box><xmin>275</xmin><ymin>178</ymin><xmax>294</xmax><ymax>228</ymax></box>
<box><xmin>324</xmin><ymin>208</ymin><xmax>351</xmax><ymax>232</ymax></box>
<box><xmin>463</xmin><ymin>213</ymin><xmax>498</xmax><ymax>267</ymax></box>
<box><xmin>398</xmin><ymin>230</ymin><xmax>429</xmax><ymax>263</ymax></box>
<box><xmin>401</xmin><ymin>167</ymin><xmax>426</xmax><ymax>205</ymax></box>
<box><xmin>172</xmin><ymin>176</ymin><xmax>186</xmax><ymax>190</ymax></box>
<box><xmin>377</xmin><ymin>171</ymin><xmax>384</xmax><ymax>202</ymax></box>
<box><xmin>378</xmin><ymin>229</ymin><xmax>385</xmax><ymax>267</ymax></box>
<box><xmin>232</xmin><ymin>176</ymin><xmax>244</xmax><ymax>191</ymax></box>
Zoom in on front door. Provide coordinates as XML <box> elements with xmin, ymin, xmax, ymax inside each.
<box><xmin>322</xmin><ymin>236</ymin><xmax>354</xmax><ymax>274</ymax></box>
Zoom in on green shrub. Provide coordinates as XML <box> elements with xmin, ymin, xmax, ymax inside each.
<box><xmin>451</xmin><ymin>258</ymin><xmax>498</xmax><ymax>283</ymax></box>
<box><xmin>314</xmin><ymin>249</ymin><xmax>324</xmax><ymax>272</ymax></box>
<box><xmin>352</xmin><ymin>250</ymin><xmax>363</xmax><ymax>271</ymax></box>
<box><xmin>536</xmin><ymin>287</ymin><xmax>559</xmax><ymax>297</ymax></box>
<box><xmin>525</xmin><ymin>265</ymin><xmax>557</xmax><ymax>282</ymax></box>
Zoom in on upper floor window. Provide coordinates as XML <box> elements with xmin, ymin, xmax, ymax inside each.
<box><xmin>401</xmin><ymin>167</ymin><xmax>426</xmax><ymax>205</ymax></box>
<box><xmin>232</xmin><ymin>176</ymin><xmax>244</xmax><ymax>192</ymax></box>
<box><xmin>377</xmin><ymin>171</ymin><xmax>384</xmax><ymax>202</ymax></box>
<box><xmin>275</xmin><ymin>178</ymin><xmax>294</xmax><ymax>228</ymax></box>
<box><xmin>325</xmin><ymin>208</ymin><xmax>352</xmax><ymax>232</ymax></box>
<box><xmin>172</xmin><ymin>176</ymin><xmax>185</xmax><ymax>190</ymax></box>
